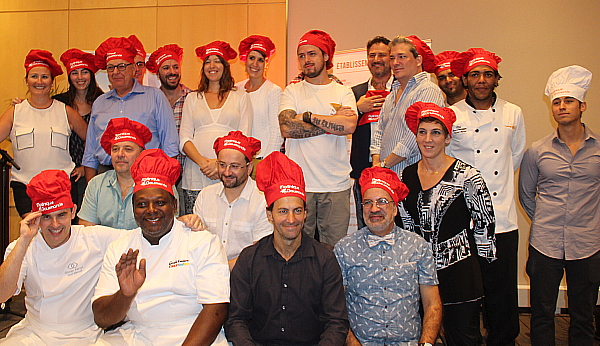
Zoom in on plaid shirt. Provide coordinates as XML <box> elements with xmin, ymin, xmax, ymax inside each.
<box><xmin>171</xmin><ymin>84</ymin><xmax>193</xmax><ymax>171</ymax></box>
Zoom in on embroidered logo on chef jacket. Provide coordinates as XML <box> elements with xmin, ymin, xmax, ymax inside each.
<box><xmin>453</xmin><ymin>126</ymin><xmax>467</xmax><ymax>134</ymax></box>
<box><xmin>168</xmin><ymin>259</ymin><xmax>190</xmax><ymax>268</ymax></box>
<box><xmin>65</xmin><ymin>262</ymin><xmax>83</xmax><ymax>276</ymax></box>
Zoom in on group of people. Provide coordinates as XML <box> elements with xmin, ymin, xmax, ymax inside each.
<box><xmin>0</xmin><ymin>27</ymin><xmax>597</xmax><ymax>346</ymax></box>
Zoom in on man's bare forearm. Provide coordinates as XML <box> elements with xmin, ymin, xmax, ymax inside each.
<box><xmin>279</xmin><ymin>109</ymin><xmax>325</xmax><ymax>139</ymax></box>
<box><xmin>182</xmin><ymin>303</ymin><xmax>228</xmax><ymax>346</ymax></box>
<box><xmin>419</xmin><ymin>284</ymin><xmax>442</xmax><ymax>344</ymax></box>
<box><xmin>92</xmin><ymin>291</ymin><xmax>135</xmax><ymax>328</ymax></box>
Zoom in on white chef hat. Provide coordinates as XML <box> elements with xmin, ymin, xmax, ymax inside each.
<box><xmin>545</xmin><ymin>65</ymin><xmax>592</xmax><ymax>102</ymax></box>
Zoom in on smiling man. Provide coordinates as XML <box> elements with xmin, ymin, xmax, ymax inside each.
<box><xmin>194</xmin><ymin>131</ymin><xmax>271</xmax><ymax>270</ymax></box>
<box><xmin>278</xmin><ymin>29</ymin><xmax>358</xmax><ymax>248</ymax></box>
<box><xmin>334</xmin><ymin>167</ymin><xmax>442</xmax><ymax>346</ymax></box>
<box><xmin>448</xmin><ymin>48</ymin><xmax>525</xmax><ymax>346</ymax></box>
<box><xmin>82</xmin><ymin>36</ymin><xmax>179</xmax><ymax>182</ymax></box>
<box><xmin>370</xmin><ymin>35</ymin><xmax>445</xmax><ymax>178</ymax></box>
<box><xmin>519</xmin><ymin>66</ymin><xmax>599</xmax><ymax>346</ymax></box>
<box><xmin>226</xmin><ymin>151</ymin><xmax>349</xmax><ymax>346</ymax></box>
<box><xmin>92</xmin><ymin>148</ymin><xmax>229</xmax><ymax>345</ymax></box>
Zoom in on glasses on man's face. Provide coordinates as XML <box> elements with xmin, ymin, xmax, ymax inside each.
<box><xmin>361</xmin><ymin>198</ymin><xmax>391</xmax><ymax>208</ymax></box>
<box><xmin>136</xmin><ymin>61</ymin><xmax>146</xmax><ymax>68</ymax></box>
<box><xmin>216</xmin><ymin>161</ymin><xmax>249</xmax><ymax>171</ymax></box>
<box><xmin>106</xmin><ymin>63</ymin><xmax>132</xmax><ymax>72</ymax></box>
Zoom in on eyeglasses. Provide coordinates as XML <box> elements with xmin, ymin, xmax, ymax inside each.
<box><xmin>106</xmin><ymin>63</ymin><xmax>132</xmax><ymax>72</ymax></box>
<box><xmin>216</xmin><ymin>161</ymin><xmax>249</xmax><ymax>171</ymax></box>
<box><xmin>361</xmin><ymin>198</ymin><xmax>391</xmax><ymax>208</ymax></box>
<box><xmin>136</xmin><ymin>61</ymin><xmax>146</xmax><ymax>68</ymax></box>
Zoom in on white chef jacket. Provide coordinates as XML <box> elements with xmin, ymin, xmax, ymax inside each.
<box><xmin>447</xmin><ymin>97</ymin><xmax>526</xmax><ymax>234</ymax></box>
<box><xmin>1</xmin><ymin>225</ymin><xmax>127</xmax><ymax>345</ymax></box>
<box><xmin>93</xmin><ymin>219</ymin><xmax>230</xmax><ymax>346</ymax></box>
<box><xmin>194</xmin><ymin>178</ymin><xmax>272</xmax><ymax>261</ymax></box>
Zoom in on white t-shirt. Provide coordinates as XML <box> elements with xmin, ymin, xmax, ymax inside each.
<box><xmin>194</xmin><ymin>178</ymin><xmax>272</xmax><ymax>261</ymax></box>
<box><xmin>93</xmin><ymin>220</ymin><xmax>229</xmax><ymax>345</ymax></box>
<box><xmin>279</xmin><ymin>80</ymin><xmax>357</xmax><ymax>192</ymax></box>
<box><xmin>3</xmin><ymin>225</ymin><xmax>127</xmax><ymax>344</ymax></box>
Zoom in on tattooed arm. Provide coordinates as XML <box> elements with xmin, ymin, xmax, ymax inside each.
<box><xmin>279</xmin><ymin>109</ymin><xmax>326</xmax><ymax>139</ymax></box>
<box><xmin>308</xmin><ymin>106</ymin><xmax>357</xmax><ymax>135</ymax></box>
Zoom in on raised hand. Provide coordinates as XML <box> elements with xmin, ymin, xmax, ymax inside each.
<box><xmin>115</xmin><ymin>248</ymin><xmax>146</xmax><ymax>298</ymax></box>
<box><xmin>19</xmin><ymin>211</ymin><xmax>41</xmax><ymax>243</ymax></box>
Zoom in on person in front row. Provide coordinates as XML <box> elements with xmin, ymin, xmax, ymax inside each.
<box><xmin>335</xmin><ymin>166</ymin><xmax>442</xmax><ymax>346</ymax></box>
<box><xmin>194</xmin><ymin>131</ymin><xmax>271</xmax><ymax>270</ymax></box>
<box><xmin>0</xmin><ymin>169</ymin><xmax>203</xmax><ymax>345</ymax></box>
<box><xmin>226</xmin><ymin>151</ymin><xmax>349</xmax><ymax>345</ymax></box>
<box><xmin>92</xmin><ymin>149</ymin><xmax>229</xmax><ymax>346</ymax></box>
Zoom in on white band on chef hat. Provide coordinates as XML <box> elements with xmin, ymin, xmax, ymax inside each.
<box><xmin>545</xmin><ymin>65</ymin><xmax>592</xmax><ymax>102</ymax></box>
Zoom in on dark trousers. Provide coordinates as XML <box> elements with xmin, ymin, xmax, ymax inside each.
<box><xmin>479</xmin><ymin>230</ymin><xmax>520</xmax><ymax>346</ymax></box>
<box><xmin>526</xmin><ymin>246</ymin><xmax>600</xmax><ymax>346</ymax></box>
<box><xmin>352</xmin><ymin>181</ymin><xmax>365</xmax><ymax>229</ymax></box>
<box><xmin>443</xmin><ymin>299</ymin><xmax>482</xmax><ymax>346</ymax></box>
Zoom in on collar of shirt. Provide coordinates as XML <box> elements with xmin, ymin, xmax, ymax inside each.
<box><xmin>365</xmin><ymin>228</ymin><xmax>397</xmax><ymax>248</ymax></box>
<box><xmin>259</xmin><ymin>232</ymin><xmax>316</xmax><ymax>263</ymax></box>
<box><xmin>552</xmin><ymin>123</ymin><xmax>597</xmax><ymax>144</ymax></box>
<box><xmin>368</xmin><ymin>76</ymin><xmax>394</xmax><ymax>91</ymax></box>
<box><xmin>216</xmin><ymin>177</ymin><xmax>255</xmax><ymax>204</ymax></box>
<box><xmin>391</xmin><ymin>71</ymin><xmax>429</xmax><ymax>93</ymax></box>
<box><xmin>106</xmin><ymin>79</ymin><xmax>146</xmax><ymax>100</ymax></box>
<box><xmin>465</xmin><ymin>92</ymin><xmax>498</xmax><ymax>111</ymax></box>
<box><xmin>105</xmin><ymin>171</ymin><xmax>133</xmax><ymax>196</ymax></box>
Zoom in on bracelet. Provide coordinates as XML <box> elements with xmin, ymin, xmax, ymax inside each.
<box><xmin>302</xmin><ymin>111</ymin><xmax>312</xmax><ymax>124</ymax></box>
<box><xmin>380</xmin><ymin>159</ymin><xmax>387</xmax><ymax>168</ymax></box>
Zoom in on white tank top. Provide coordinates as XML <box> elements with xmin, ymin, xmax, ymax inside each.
<box><xmin>9</xmin><ymin>100</ymin><xmax>75</xmax><ymax>184</ymax></box>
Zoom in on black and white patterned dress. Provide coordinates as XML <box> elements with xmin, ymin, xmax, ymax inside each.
<box><xmin>399</xmin><ymin>159</ymin><xmax>496</xmax><ymax>304</ymax></box>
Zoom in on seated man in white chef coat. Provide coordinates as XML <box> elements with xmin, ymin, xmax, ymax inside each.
<box><xmin>92</xmin><ymin>149</ymin><xmax>230</xmax><ymax>346</ymax></box>
<box><xmin>0</xmin><ymin>169</ymin><xmax>203</xmax><ymax>346</ymax></box>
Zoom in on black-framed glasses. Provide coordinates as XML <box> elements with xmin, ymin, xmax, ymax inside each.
<box><xmin>361</xmin><ymin>198</ymin><xmax>391</xmax><ymax>208</ymax></box>
<box><xmin>106</xmin><ymin>63</ymin><xmax>132</xmax><ymax>72</ymax></box>
<box><xmin>216</xmin><ymin>161</ymin><xmax>249</xmax><ymax>171</ymax></box>
<box><xmin>136</xmin><ymin>61</ymin><xmax>146</xmax><ymax>68</ymax></box>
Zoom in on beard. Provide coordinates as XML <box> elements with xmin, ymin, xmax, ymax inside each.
<box><xmin>159</xmin><ymin>73</ymin><xmax>180</xmax><ymax>90</ymax></box>
<box><xmin>220</xmin><ymin>173</ymin><xmax>248</xmax><ymax>189</ymax></box>
<box><xmin>303</xmin><ymin>62</ymin><xmax>325</xmax><ymax>79</ymax></box>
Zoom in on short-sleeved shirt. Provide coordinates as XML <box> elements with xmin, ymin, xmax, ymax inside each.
<box><xmin>194</xmin><ymin>178</ymin><xmax>271</xmax><ymax>261</ymax></box>
<box><xmin>334</xmin><ymin>225</ymin><xmax>438</xmax><ymax>345</ymax></box>
<box><xmin>82</xmin><ymin>80</ymin><xmax>179</xmax><ymax>169</ymax></box>
<box><xmin>93</xmin><ymin>220</ymin><xmax>229</xmax><ymax>344</ymax></box>
<box><xmin>279</xmin><ymin>80</ymin><xmax>357</xmax><ymax>193</ymax></box>
<box><xmin>4</xmin><ymin>225</ymin><xmax>127</xmax><ymax>336</ymax></box>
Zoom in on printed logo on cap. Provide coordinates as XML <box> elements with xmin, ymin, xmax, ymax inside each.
<box><xmin>28</xmin><ymin>61</ymin><xmax>50</xmax><ymax>68</ymax></box>
<box><xmin>370</xmin><ymin>178</ymin><xmax>395</xmax><ymax>196</ymax></box>
<box><xmin>36</xmin><ymin>201</ymin><xmax>65</xmax><ymax>213</ymax></box>
<box><xmin>223</xmin><ymin>139</ymin><xmax>247</xmax><ymax>152</ymax></box>
<box><xmin>140</xmin><ymin>177</ymin><xmax>168</xmax><ymax>189</ymax></box>
<box><xmin>421</xmin><ymin>109</ymin><xmax>444</xmax><ymax>119</ymax></box>
<box><xmin>468</xmin><ymin>57</ymin><xmax>492</xmax><ymax>67</ymax></box>
<box><xmin>279</xmin><ymin>184</ymin><xmax>305</xmax><ymax>197</ymax></box>
<box><xmin>113</xmin><ymin>131</ymin><xmax>138</xmax><ymax>142</ymax></box>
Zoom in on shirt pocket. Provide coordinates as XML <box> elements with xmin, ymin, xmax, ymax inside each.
<box><xmin>389</xmin><ymin>261</ymin><xmax>419</xmax><ymax>298</ymax></box>
<box><xmin>51</xmin><ymin>126</ymin><xmax>69</xmax><ymax>150</ymax></box>
<box><xmin>15</xmin><ymin>127</ymin><xmax>34</xmax><ymax>150</ymax></box>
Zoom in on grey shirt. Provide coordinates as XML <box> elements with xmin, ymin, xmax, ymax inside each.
<box><xmin>519</xmin><ymin>125</ymin><xmax>600</xmax><ymax>260</ymax></box>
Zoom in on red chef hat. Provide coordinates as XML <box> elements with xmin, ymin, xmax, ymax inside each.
<box><xmin>256</xmin><ymin>152</ymin><xmax>306</xmax><ymax>206</ymax></box>
<box><xmin>146</xmin><ymin>44</ymin><xmax>183</xmax><ymax>74</ymax></box>
<box><xmin>406</xmin><ymin>35</ymin><xmax>436</xmax><ymax>74</ymax></box>
<box><xmin>24</xmin><ymin>49</ymin><xmax>63</xmax><ymax>78</ymax></box>
<box><xmin>95</xmin><ymin>37</ymin><xmax>137</xmax><ymax>69</ymax></box>
<box><xmin>213</xmin><ymin>131</ymin><xmax>261</xmax><ymax>161</ymax></box>
<box><xmin>298</xmin><ymin>30</ymin><xmax>336</xmax><ymax>70</ymax></box>
<box><xmin>238</xmin><ymin>35</ymin><xmax>276</xmax><ymax>62</ymax></box>
<box><xmin>195</xmin><ymin>41</ymin><xmax>237</xmax><ymax>61</ymax></box>
<box><xmin>451</xmin><ymin>48</ymin><xmax>502</xmax><ymax>77</ymax></box>
<box><xmin>359</xmin><ymin>166</ymin><xmax>409</xmax><ymax>204</ymax></box>
<box><xmin>100</xmin><ymin>117</ymin><xmax>152</xmax><ymax>154</ymax></box>
<box><xmin>130</xmin><ymin>149</ymin><xmax>180</xmax><ymax>195</ymax></box>
<box><xmin>127</xmin><ymin>34</ymin><xmax>146</xmax><ymax>58</ymax></box>
<box><xmin>27</xmin><ymin>170</ymin><xmax>74</xmax><ymax>214</ymax></box>
<box><xmin>60</xmin><ymin>48</ymin><xmax>98</xmax><ymax>74</ymax></box>
<box><xmin>405</xmin><ymin>102</ymin><xmax>456</xmax><ymax>137</ymax></box>
<box><xmin>433</xmin><ymin>51</ymin><xmax>460</xmax><ymax>76</ymax></box>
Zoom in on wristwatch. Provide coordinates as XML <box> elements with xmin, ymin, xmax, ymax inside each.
<box><xmin>418</xmin><ymin>343</ymin><xmax>433</xmax><ymax>346</ymax></box>
<box><xmin>380</xmin><ymin>159</ymin><xmax>387</xmax><ymax>168</ymax></box>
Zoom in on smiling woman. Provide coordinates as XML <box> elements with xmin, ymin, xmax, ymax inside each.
<box><xmin>179</xmin><ymin>40</ymin><xmax>253</xmax><ymax>214</ymax></box>
<box><xmin>0</xmin><ymin>49</ymin><xmax>88</xmax><ymax>217</ymax></box>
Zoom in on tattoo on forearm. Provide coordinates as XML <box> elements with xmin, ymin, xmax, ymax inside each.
<box><xmin>279</xmin><ymin>110</ymin><xmax>326</xmax><ymax>138</ymax></box>
<box><xmin>311</xmin><ymin>117</ymin><xmax>345</xmax><ymax>133</ymax></box>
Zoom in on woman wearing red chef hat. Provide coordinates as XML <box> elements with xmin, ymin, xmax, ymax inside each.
<box><xmin>399</xmin><ymin>102</ymin><xmax>497</xmax><ymax>346</ymax></box>
<box><xmin>236</xmin><ymin>35</ymin><xmax>282</xmax><ymax>168</ymax></box>
<box><xmin>0</xmin><ymin>49</ymin><xmax>88</xmax><ymax>217</ymax></box>
<box><xmin>53</xmin><ymin>48</ymin><xmax>104</xmax><ymax>208</ymax></box>
<box><xmin>179</xmin><ymin>41</ymin><xmax>253</xmax><ymax>214</ymax></box>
